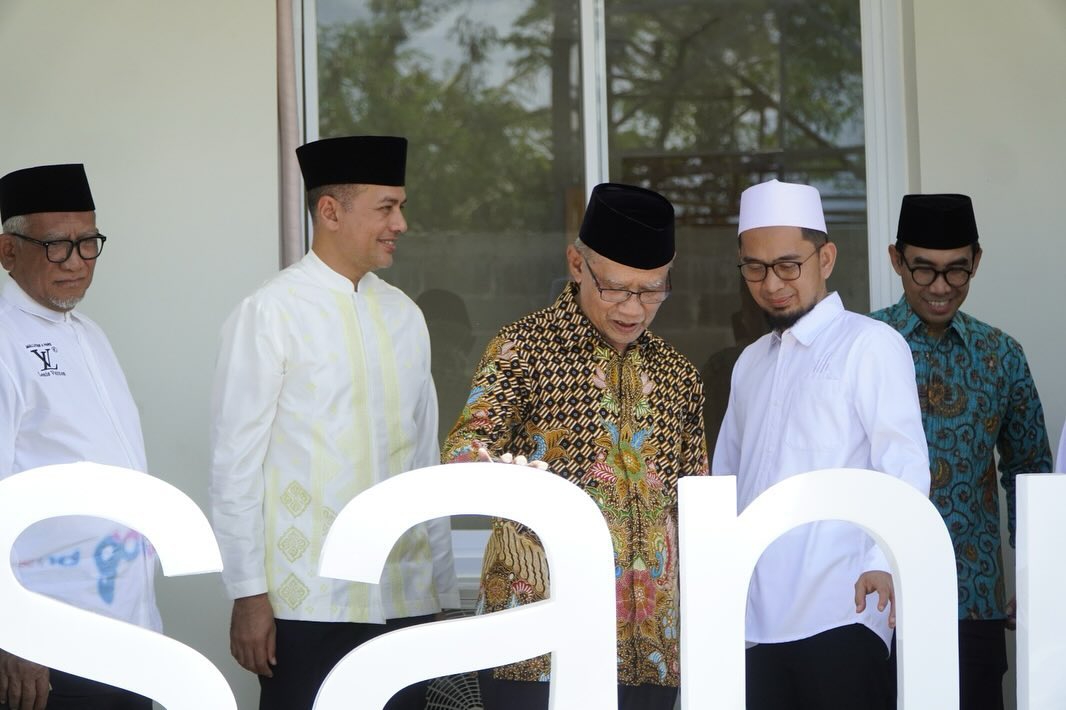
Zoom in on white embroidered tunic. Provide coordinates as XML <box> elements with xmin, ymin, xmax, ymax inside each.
<box><xmin>210</xmin><ymin>251</ymin><xmax>459</xmax><ymax>622</ymax></box>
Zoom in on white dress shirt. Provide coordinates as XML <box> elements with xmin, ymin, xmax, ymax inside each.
<box><xmin>713</xmin><ymin>292</ymin><xmax>930</xmax><ymax>648</ymax></box>
<box><xmin>0</xmin><ymin>278</ymin><xmax>161</xmax><ymax>631</ymax></box>
<box><xmin>210</xmin><ymin>251</ymin><xmax>459</xmax><ymax>623</ymax></box>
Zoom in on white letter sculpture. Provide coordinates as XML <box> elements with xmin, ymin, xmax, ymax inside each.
<box><xmin>1016</xmin><ymin>473</ymin><xmax>1066</xmax><ymax>709</ymax></box>
<box><xmin>313</xmin><ymin>462</ymin><xmax>617</xmax><ymax>710</ymax></box>
<box><xmin>0</xmin><ymin>463</ymin><xmax>235</xmax><ymax>709</ymax></box>
<box><xmin>679</xmin><ymin>469</ymin><xmax>959</xmax><ymax>709</ymax></box>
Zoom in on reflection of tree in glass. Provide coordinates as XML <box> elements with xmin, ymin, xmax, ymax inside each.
<box><xmin>605</xmin><ymin>0</ymin><xmax>866</xmax><ymax>223</ymax></box>
<box><xmin>318</xmin><ymin>0</ymin><xmax>865</xmax><ymax>232</ymax></box>
<box><xmin>317</xmin><ymin>0</ymin><xmax>582</xmax><ymax>234</ymax></box>
<box><xmin>608</xmin><ymin>1</ymin><xmax>863</xmax><ymax>153</ymax></box>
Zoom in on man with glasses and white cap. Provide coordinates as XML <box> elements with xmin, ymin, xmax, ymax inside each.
<box><xmin>0</xmin><ymin>164</ymin><xmax>159</xmax><ymax>709</ymax></box>
<box><xmin>443</xmin><ymin>183</ymin><xmax>708</xmax><ymax>710</ymax></box>
<box><xmin>713</xmin><ymin>179</ymin><xmax>930</xmax><ymax>709</ymax></box>
<box><xmin>871</xmin><ymin>194</ymin><xmax>1051</xmax><ymax>710</ymax></box>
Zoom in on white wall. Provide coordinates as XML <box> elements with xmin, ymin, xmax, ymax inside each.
<box><xmin>910</xmin><ymin>1</ymin><xmax>1066</xmax><ymax>707</ymax></box>
<box><xmin>0</xmin><ymin>2</ymin><xmax>278</xmax><ymax>707</ymax></box>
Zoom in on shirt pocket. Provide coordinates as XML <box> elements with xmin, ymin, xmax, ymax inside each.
<box><xmin>783</xmin><ymin>377</ymin><xmax>848</xmax><ymax>451</ymax></box>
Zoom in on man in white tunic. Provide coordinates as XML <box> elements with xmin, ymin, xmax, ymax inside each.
<box><xmin>210</xmin><ymin>136</ymin><xmax>459</xmax><ymax>710</ymax></box>
<box><xmin>0</xmin><ymin>164</ymin><xmax>159</xmax><ymax>710</ymax></box>
<box><xmin>712</xmin><ymin>179</ymin><xmax>930</xmax><ymax>709</ymax></box>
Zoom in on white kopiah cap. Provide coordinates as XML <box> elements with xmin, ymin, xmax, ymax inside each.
<box><xmin>737</xmin><ymin>179</ymin><xmax>827</xmax><ymax>235</ymax></box>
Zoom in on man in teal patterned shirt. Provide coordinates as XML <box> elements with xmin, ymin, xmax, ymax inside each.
<box><xmin>870</xmin><ymin>193</ymin><xmax>1052</xmax><ymax>710</ymax></box>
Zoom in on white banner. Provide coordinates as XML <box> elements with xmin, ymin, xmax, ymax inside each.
<box><xmin>0</xmin><ymin>462</ymin><xmax>1061</xmax><ymax>709</ymax></box>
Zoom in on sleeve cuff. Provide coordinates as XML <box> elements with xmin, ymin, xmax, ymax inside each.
<box><xmin>223</xmin><ymin>577</ymin><xmax>269</xmax><ymax>600</ymax></box>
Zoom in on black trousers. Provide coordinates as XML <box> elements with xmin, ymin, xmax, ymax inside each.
<box><xmin>477</xmin><ymin>670</ymin><xmax>678</xmax><ymax>710</ymax></box>
<box><xmin>259</xmin><ymin>616</ymin><xmax>435</xmax><ymax>710</ymax></box>
<box><xmin>745</xmin><ymin>623</ymin><xmax>893</xmax><ymax>710</ymax></box>
<box><xmin>0</xmin><ymin>669</ymin><xmax>151</xmax><ymax>710</ymax></box>
<box><xmin>958</xmin><ymin>619</ymin><xmax>1008</xmax><ymax>710</ymax></box>
<box><xmin>886</xmin><ymin>618</ymin><xmax>1008</xmax><ymax>710</ymax></box>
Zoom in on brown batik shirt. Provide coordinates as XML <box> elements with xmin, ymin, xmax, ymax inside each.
<box><xmin>442</xmin><ymin>283</ymin><xmax>708</xmax><ymax>687</ymax></box>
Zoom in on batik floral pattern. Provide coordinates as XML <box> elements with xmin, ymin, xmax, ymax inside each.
<box><xmin>443</xmin><ymin>284</ymin><xmax>707</xmax><ymax>686</ymax></box>
<box><xmin>871</xmin><ymin>298</ymin><xmax>1051</xmax><ymax>619</ymax></box>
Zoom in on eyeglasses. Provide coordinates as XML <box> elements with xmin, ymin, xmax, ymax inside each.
<box><xmin>899</xmin><ymin>257</ymin><xmax>973</xmax><ymax>287</ymax></box>
<box><xmin>737</xmin><ymin>247</ymin><xmax>820</xmax><ymax>283</ymax></box>
<box><xmin>583</xmin><ymin>257</ymin><xmax>671</xmax><ymax>304</ymax></box>
<box><xmin>10</xmin><ymin>232</ymin><xmax>107</xmax><ymax>264</ymax></box>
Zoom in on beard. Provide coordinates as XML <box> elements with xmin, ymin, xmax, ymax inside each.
<box><xmin>762</xmin><ymin>302</ymin><xmax>817</xmax><ymax>332</ymax></box>
<box><xmin>48</xmin><ymin>295</ymin><xmax>83</xmax><ymax>311</ymax></box>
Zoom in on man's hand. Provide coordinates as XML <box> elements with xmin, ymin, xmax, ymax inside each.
<box><xmin>1006</xmin><ymin>596</ymin><xmax>1017</xmax><ymax>631</ymax></box>
<box><xmin>230</xmin><ymin>594</ymin><xmax>277</xmax><ymax>677</ymax></box>
<box><xmin>475</xmin><ymin>448</ymin><xmax>548</xmax><ymax>470</ymax></box>
<box><xmin>0</xmin><ymin>648</ymin><xmax>49</xmax><ymax>710</ymax></box>
<box><xmin>854</xmin><ymin>570</ymin><xmax>896</xmax><ymax>628</ymax></box>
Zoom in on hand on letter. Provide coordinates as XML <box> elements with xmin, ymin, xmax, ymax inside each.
<box><xmin>475</xmin><ymin>448</ymin><xmax>548</xmax><ymax>470</ymax></box>
<box><xmin>230</xmin><ymin>594</ymin><xmax>277</xmax><ymax>677</ymax></box>
<box><xmin>854</xmin><ymin>570</ymin><xmax>895</xmax><ymax>628</ymax></box>
<box><xmin>0</xmin><ymin>648</ymin><xmax>49</xmax><ymax>710</ymax></box>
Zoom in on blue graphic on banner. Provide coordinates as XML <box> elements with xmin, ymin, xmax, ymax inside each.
<box><xmin>48</xmin><ymin>550</ymin><xmax>81</xmax><ymax>567</ymax></box>
<box><xmin>94</xmin><ymin>533</ymin><xmax>147</xmax><ymax>604</ymax></box>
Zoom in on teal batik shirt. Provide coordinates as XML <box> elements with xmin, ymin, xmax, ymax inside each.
<box><xmin>870</xmin><ymin>298</ymin><xmax>1052</xmax><ymax>620</ymax></box>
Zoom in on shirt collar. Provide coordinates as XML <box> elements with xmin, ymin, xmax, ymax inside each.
<box><xmin>555</xmin><ymin>282</ymin><xmax>655</xmax><ymax>355</ymax></box>
<box><xmin>773</xmin><ymin>291</ymin><xmax>844</xmax><ymax>347</ymax></box>
<box><xmin>299</xmin><ymin>250</ymin><xmax>375</xmax><ymax>293</ymax></box>
<box><xmin>1</xmin><ymin>277</ymin><xmax>78</xmax><ymax>323</ymax></box>
<box><xmin>890</xmin><ymin>296</ymin><xmax>970</xmax><ymax>345</ymax></box>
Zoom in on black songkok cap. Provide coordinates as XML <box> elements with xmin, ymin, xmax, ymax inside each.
<box><xmin>579</xmin><ymin>183</ymin><xmax>675</xmax><ymax>269</ymax></box>
<box><xmin>0</xmin><ymin>164</ymin><xmax>95</xmax><ymax>222</ymax></box>
<box><xmin>896</xmin><ymin>194</ymin><xmax>979</xmax><ymax>249</ymax></box>
<box><xmin>296</xmin><ymin>136</ymin><xmax>407</xmax><ymax>190</ymax></box>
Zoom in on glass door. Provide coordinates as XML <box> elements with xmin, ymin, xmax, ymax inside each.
<box><xmin>311</xmin><ymin>0</ymin><xmax>868</xmax><ymax>446</ymax></box>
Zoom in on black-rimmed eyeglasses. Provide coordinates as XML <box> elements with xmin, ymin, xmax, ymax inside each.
<box><xmin>899</xmin><ymin>256</ymin><xmax>973</xmax><ymax>287</ymax></box>
<box><xmin>10</xmin><ymin>233</ymin><xmax>107</xmax><ymax>264</ymax></box>
<box><xmin>737</xmin><ymin>246</ymin><xmax>820</xmax><ymax>283</ymax></box>
<box><xmin>583</xmin><ymin>257</ymin><xmax>671</xmax><ymax>304</ymax></box>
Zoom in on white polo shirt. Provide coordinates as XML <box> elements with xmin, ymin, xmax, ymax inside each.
<box><xmin>0</xmin><ymin>278</ymin><xmax>161</xmax><ymax>631</ymax></box>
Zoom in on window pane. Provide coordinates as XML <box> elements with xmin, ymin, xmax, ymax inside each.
<box><xmin>604</xmin><ymin>0</ymin><xmax>868</xmax><ymax>443</ymax></box>
<box><xmin>315</xmin><ymin>0</ymin><xmax>869</xmax><ymax>452</ymax></box>
<box><xmin>317</xmin><ymin>0</ymin><xmax>584</xmax><ymax>446</ymax></box>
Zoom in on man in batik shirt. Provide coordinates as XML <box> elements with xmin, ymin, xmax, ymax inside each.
<box><xmin>871</xmin><ymin>193</ymin><xmax>1052</xmax><ymax>710</ymax></box>
<box><xmin>443</xmin><ymin>183</ymin><xmax>707</xmax><ymax>710</ymax></box>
